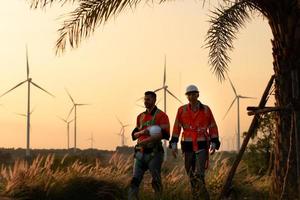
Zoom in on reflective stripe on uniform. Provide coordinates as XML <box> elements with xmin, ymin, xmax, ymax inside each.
<box><xmin>181</xmin><ymin>137</ymin><xmax>207</xmax><ymax>142</ymax></box>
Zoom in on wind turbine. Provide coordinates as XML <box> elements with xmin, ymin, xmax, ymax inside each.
<box><xmin>57</xmin><ymin>116</ymin><xmax>74</xmax><ymax>149</ymax></box>
<box><xmin>87</xmin><ymin>132</ymin><xmax>95</xmax><ymax>149</ymax></box>
<box><xmin>153</xmin><ymin>55</ymin><xmax>182</xmax><ymax>110</ymax></box>
<box><xmin>65</xmin><ymin>89</ymin><xmax>89</xmax><ymax>152</ymax></box>
<box><xmin>116</xmin><ymin>116</ymin><xmax>130</xmax><ymax>146</ymax></box>
<box><xmin>0</xmin><ymin>47</ymin><xmax>54</xmax><ymax>157</ymax></box>
<box><xmin>153</xmin><ymin>56</ymin><xmax>182</xmax><ymax>160</ymax></box>
<box><xmin>223</xmin><ymin>76</ymin><xmax>255</xmax><ymax>151</ymax></box>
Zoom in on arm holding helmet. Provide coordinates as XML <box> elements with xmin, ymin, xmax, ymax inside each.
<box><xmin>137</xmin><ymin>113</ymin><xmax>170</xmax><ymax>146</ymax></box>
<box><xmin>132</xmin><ymin>114</ymin><xmax>150</xmax><ymax>141</ymax></box>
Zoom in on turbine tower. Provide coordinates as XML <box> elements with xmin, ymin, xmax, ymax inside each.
<box><xmin>0</xmin><ymin>47</ymin><xmax>54</xmax><ymax>157</ymax></box>
<box><xmin>116</xmin><ymin>116</ymin><xmax>130</xmax><ymax>146</ymax></box>
<box><xmin>65</xmin><ymin>89</ymin><xmax>89</xmax><ymax>152</ymax></box>
<box><xmin>57</xmin><ymin>116</ymin><xmax>74</xmax><ymax>149</ymax></box>
<box><xmin>223</xmin><ymin>75</ymin><xmax>255</xmax><ymax>151</ymax></box>
<box><xmin>87</xmin><ymin>132</ymin><xmax>95</xmax><ymax>149</ymax></box>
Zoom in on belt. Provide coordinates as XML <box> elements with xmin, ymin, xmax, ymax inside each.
<box><xmin>135</xmin><ymin>146</ymin><xmax>154</xmax><ymax>154</ymax></box>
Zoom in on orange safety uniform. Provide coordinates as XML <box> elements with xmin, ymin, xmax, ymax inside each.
<box><xmin>132</xmin><ymin>106</ymin><xmax>170</xmax><ymax>150</ymax></box>
<box><xmin>170</xmin><ymin>101</ymin><xmax>219</xmax><ymax>152</ymax></box>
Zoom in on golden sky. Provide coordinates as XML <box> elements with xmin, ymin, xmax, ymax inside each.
<box><xmin>0</xmin><ymin>0</ymin><xmax>274</xmax><ymax>151</ymax></box>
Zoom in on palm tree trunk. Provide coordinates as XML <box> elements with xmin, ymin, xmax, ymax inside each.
<box><xmin>268</xmin><ymin>5</ymin><xmax>300</xmax><ymax>198</ymax></box>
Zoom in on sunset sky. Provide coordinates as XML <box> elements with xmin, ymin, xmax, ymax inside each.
<box><xmin>0</xmin><ymin>0</ymin><xmax>274</xmax><ymax>151</ymax></box>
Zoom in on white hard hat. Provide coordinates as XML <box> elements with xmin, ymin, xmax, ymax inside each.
<box><xmin>147</xmin><ymin>125</ymin><xmax>162</xmax><ymax>136</ymax></box>
<box><xmin>185</xmin><ymin>84</ymin><xmax>199</xmax><ymax>94</ymax></box>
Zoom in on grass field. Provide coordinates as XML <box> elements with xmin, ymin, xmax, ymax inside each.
<box><xmin>0</xmin><ymin>150</ymin><xmax>271</xmax><ymax>200</ymax></box>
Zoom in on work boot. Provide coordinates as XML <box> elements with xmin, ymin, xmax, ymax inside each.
<box><xmin>191</xmin><ymin>179</ymin><xmax>210</xmax><ymax>200</ymax></box>
<box><xmin>152</xmin><ymin>179</ymin><xmax>162</xmax><ymax>200</ymax></box>
<box><xmin>128</xmin><ymin>186</ymin><xmax>139</xmax><ymax>200</ymax></box>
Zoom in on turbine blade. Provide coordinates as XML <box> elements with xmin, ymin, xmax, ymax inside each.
<box><xmin>156</xmin><ymin>98</ymin><xmax>161</xmax><ymax>106</ymax></box>
<box><xmin>57</xmin><ymin>115</ymin><xmax>67</xmax><ymax>123</ymax></box>
<box><xmin>30</xmin><ymin>105</ymin><xmax>37</xmax><ymax>114</ymax></box>
<box><xmin>135</xmin><ymin>103</ymin><xmax>145</xmax><ymax>108</ymax></box>
<box><xmin>15</xmin><ymin>112</ymin><xmax>27</xmax><ymax>117</ymax></box>
<box><xmin>163</xmin><ymin>55</ymin><xmax>166</xmax><ymax>86</ymax></box>
<box><xmin>166</xmin><ymin>89</ymin><xmax>182</xmax><ymax>104</ymax></box>
<box><xmin>0</xmin><ymin>80</ymin><xmax>27</xmax><ymax>98</ymax></box>
<box><xmin>115</xmin><ymin>116</ymin><xmax>123</xmax><ymax>126</ymax></box>
<box><xmin>31</xmin><ymin>82</ymin><xmax>55</xmax><ymax>97</ymax></box>
<box><xmin>67</xmin><ymin>106</ymin><xmax>74</xmax><ymax>119</ymax></box>
<box><xmin>26</xmin><ymin>45</ymin><xmax>29</xmax><ymax>79</ymax></box>
<box><xmin>136</xmin><ymin>96</ymin><xmax>144</xmax><ymax>102</ymax></box>
<box><xmin>77</xmin><ymin>103</ymin><xmax>89</xmax><ymax>106</ymax></box>
<box><xmin>223</xmin><ymin>97</ymin><xmax>237</xmax><ymax>119</ymax></box>
<box><xmin>226</xmin><ymin>74</ymin><xmax>238</xmax><ymax>96</ymax></box>
<box><xmin>239</xmin><ymin>95</ymin><xmax>256</xmax><ymax>99</ymax></box>
<box><xmin>154</xmin><ymin>87</ymin><xmax>164</xmax><ymax>93</ymax></box>
<box><xmin>68</xmin><ymin>118</ymin><xmax>74</xmax><ymax>123</ymax></box>
<box><xmin>65</xmin><ymin>88</ymin><xmax>75</xmax><ymax>104</ymax></box>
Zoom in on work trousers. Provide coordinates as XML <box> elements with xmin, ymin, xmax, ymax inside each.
<box><xmin>184</xmin><ymin>150</ymin><xmax>210</xmax><ymax>200</ymax></box>
<box><xmin>128</xmin><ymin>151</ymin><xmax>164</xmax><ymax>200</ymax></box>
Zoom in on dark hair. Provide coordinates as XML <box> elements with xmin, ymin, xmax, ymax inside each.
<box><xmin>144</xmin><ymin>91</ymin><xmax>156</xmax><ymax>99</ymax></box>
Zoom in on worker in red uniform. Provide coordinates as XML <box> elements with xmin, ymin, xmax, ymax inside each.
<box><xmin>169</xmin><ymin>85</ymin><xmax>220</xmax><ymax>200</ymax></box>
<box><xmin>128</xmin><ymin>91</ymin><xmax>170</xmax><ymax>200</ymax></box>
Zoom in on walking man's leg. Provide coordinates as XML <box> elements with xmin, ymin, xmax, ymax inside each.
<box><xmin>194</xmin><ymin>149</ymin><xmax>210</xmax><ymax>200</ymax></box>
<box><xmin>128</xmin><ymin>152</ymin><xmax>146</xmax><ymax>200</ymax></box>
<box><xmin>148</xmin><ymin>152</ymin><xmax>164</xmax><ymax>199</ymax></box>
<box><xmin>184</xmin><ymin>152</ymin><xmax>200</xmax><ymax>200</ymax></box>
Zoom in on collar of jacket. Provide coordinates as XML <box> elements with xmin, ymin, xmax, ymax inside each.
<box><xmin>188</xmin><ymin>100</ymin><xmax>204</xmax><ymax>111</ymax></box>
<box><xmin>144</xmin><ymin>106</ymin><xmax>158</xmax><ymax>116</ymax></box>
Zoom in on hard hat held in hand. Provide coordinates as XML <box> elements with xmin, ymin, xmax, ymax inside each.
<box><xmin>147</xmin><ymin>125</ymin><xmax>162</xmax><ymax>136</ymax></box>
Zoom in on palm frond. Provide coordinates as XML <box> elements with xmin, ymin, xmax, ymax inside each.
<box><xmin>29</xmin><ymin>0</ymin><xmax>77</xmax><ymax>9</ymax></box>
<box><xmin>55</xmin><ymin>0</ymin><xmax>157</xmax><ymax>55</ymax></box>
<box><xmin>205</xmin><ymin>0</ymin><xmax>259</xmax><ymax>81</ymax></box>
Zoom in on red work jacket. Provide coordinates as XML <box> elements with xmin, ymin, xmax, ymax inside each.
<box><xmin>172</xmin><ymin>102</ymin><xmax>219</xmax><ymax>151</ymax></box>
<box><xmin>133</xmin><ymin>106</ymin><xmax>170</xmax><ymax>142</ymax></box>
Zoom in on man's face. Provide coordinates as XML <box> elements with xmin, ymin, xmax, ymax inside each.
<box><xmin>144</xmin><ymin>95</ymin><xmax>156</xmax><ymax>109</ymax></box>
<box><xmin>186</xmin><ymin>92</ymin><xmax>199</xmax><ymax>103</ymax></box>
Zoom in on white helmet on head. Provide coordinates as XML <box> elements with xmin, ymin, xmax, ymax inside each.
<box><xmin>185</xmin><ymin>84</ymin><xmax>199</xmax><ymax>94</ymax></box>
<box><xmin>147</xmin><ymin>125</ymin><xmax>162</xmax><ymax>136</ymax></box>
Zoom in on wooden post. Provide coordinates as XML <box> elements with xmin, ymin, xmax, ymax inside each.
<box><xmin>218</xmin><ymin>75</ymin><xmax>275</xmax><ymax>199</ymax></box>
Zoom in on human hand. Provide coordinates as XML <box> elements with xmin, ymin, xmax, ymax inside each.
<box><xmin>210</xmin><ymin>143</ymin><xmax>216</xmax><ymax>155</ymax></box>
<box><xmin>134</xmin><ymin>129</ymin><xmax>149</xmax><ymax>138</ymax></box>
<box><xmin>172</xmin><ymin>148</ymin><xmax>178</xmax><ymax>158</ymax></box>
<box><xmin>171</xmin><ymin>143</ymin><xmax>178</xmax><ymax>158</ymax></box>
<box><xmin>142</xmin><ymin>129</ymin><xmax>150</xmax><ymax>135</ymax></box>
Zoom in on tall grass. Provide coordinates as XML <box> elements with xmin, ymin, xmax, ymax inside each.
<box><xmin>0</xmin><ymin>151</ymin><xmax>271</xmax><ymax>200</ymax></box>
<box><xmin>0</xmin><ymin>154</ymin><xmax>130</xmax><ymax>200</ymax></box>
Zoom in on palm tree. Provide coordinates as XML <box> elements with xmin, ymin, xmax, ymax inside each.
<box><xmin>29</xmin><ymin>0</ymin><xmax>300</xmax><ymax>198</ymax></box>
<box><xmin>205</xmin><ymin>1</ymin><xmax>300</xmax><ymax>199</ymax></box>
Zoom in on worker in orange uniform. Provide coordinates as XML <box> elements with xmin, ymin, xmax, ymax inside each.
<box><xmin>169</xmin><ymin>85</ymin><xmax>220</xmax><ymax>200</ymax></box>
<box><xmin>128</xmin><ymin>91</ymin><xmax>170</xmax><ymax>200</ymax></box>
